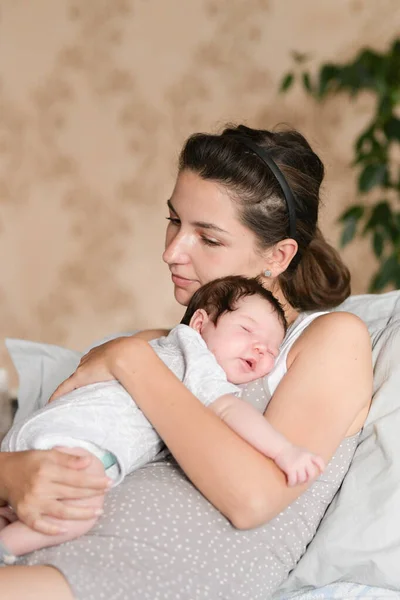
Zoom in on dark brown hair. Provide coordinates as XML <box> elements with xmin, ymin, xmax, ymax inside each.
<box><xmin>180</xmin><ymin>275</ymin><xmax>287</xmax><ymax>333</ymax></box>
<box><xmin>178</xmin><ymin>124</ymin><xmax>351</xmax><ymax>311</ymax></box>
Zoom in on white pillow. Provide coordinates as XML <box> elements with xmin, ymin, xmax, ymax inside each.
<box><xmin>276</xmin><ymin>289</ymin><xmax>400</xmax><ymax>596</ymax></box>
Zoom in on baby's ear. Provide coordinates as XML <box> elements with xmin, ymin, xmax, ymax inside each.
<box><xmin>189</xmin><ymin>309</ymin><xmax>210</xmax><ymax>333</ymax></box>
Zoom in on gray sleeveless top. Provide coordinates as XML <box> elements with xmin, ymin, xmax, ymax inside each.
<box><xmin>22</xmin><ymin>312</ymin><xmax>359</xmax><ymax>600</ymax></box>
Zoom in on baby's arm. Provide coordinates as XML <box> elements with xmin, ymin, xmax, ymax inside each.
<box><xmin>210</xmin><ymin>395</ymin><xmax>325</xmax><ymax>486</ymax></box>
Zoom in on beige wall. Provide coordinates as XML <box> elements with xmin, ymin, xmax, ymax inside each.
<box><xmin>1</xmin><ymin>0</ymin><xmax>400</xmax><ymax>385</ymax></box>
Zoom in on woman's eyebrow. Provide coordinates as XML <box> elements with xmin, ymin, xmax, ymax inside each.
<box><xmin>167</xmin><ymin>199</ymin><xmax>231</xmax><ymax>235</ymax></box>
<box><xmin>167</xmin><ymin>199</ymin><xmax>179</xmax><ymax>215</ymax></box>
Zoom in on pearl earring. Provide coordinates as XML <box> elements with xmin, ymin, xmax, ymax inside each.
<box><xmin>264</xmin><ymin>269</ymin><xmax>272</xmax><ymax>277</ymax></box>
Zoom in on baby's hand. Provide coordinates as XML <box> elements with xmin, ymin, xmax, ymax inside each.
<box><xmin>274</xmin><ymin>444</ymin><xmax>325</xmax><ymax>487</ymax></box>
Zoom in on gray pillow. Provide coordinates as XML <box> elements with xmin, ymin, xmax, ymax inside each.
<box><xmin>5</xmin><ymin>339</ymin><xmax>82</xmax><ymax>424</ymax></box>
<box><xmin>276</xmin><ymin>289</ymin><xmax>400</xmax><ymax>596</ymax></box>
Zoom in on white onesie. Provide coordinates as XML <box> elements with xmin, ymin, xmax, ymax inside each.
<box><xmin>1</xmin><ymin>325</ymin><xmax>240</xmax><ymax>485</ymax></box>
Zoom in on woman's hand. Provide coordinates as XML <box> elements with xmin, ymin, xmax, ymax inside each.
<box><xmin>50</xmin><ymin>332</ymin><xmax>167</xmax><ymax>402</ymax></box>
<box><xmin>49</xmin><ymin>337</ymin><xmax>131</xmax><ymax>401</ymax></box>
<box><xmin>0</xmin><ymin>449</ymin><xmax>111</xmax><ymax>535</ymax></box>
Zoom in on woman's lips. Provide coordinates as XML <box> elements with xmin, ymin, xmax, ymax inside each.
<box><xmin>171</xmin><ymin>274</ymin><xmax>194</xmax><ymax>288</ymax></box>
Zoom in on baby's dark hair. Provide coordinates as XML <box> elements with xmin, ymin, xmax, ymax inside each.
<box><xmin>180</xmin><ymin>275</ymin><xmax>287</xmax><ymax>333</ymax></box>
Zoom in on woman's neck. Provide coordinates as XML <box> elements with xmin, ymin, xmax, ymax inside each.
<box><xmin>270</xmin><ymin>283</ymin><xmax>299</xmax><ymax>326</ymax></box>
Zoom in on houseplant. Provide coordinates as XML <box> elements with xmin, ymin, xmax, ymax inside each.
<box><xmin>280</xmin><ymin>39</ymin><xmax>400</xmax><ymax>291</ymax></box>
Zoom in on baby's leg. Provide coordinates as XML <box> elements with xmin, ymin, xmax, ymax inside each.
<box><xmin>0</xmin><ymin>448</ymin><xmax>106</xmax><ymax>560</ymax></box>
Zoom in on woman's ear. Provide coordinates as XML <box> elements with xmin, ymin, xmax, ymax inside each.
<box><xmin>189</xmin><ymin>309</ymin><xmax>210</xmax><ymax>333</ymax></box>
<box><xmin>266</xmin><ymin>238</ymin><xmax>298</xmax><ymax>277</ymax></box>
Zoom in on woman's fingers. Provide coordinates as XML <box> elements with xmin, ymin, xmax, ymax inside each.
<box><xmin>27</xmin><ymin>519</ymin><xmax>67</xmax><ymax>536</ymax></box>
<box><xmin>49</xmin><ymin>374</ymin><xmax>80</xmax><ymax>402</ymax></box>
<box><xmin>50</xmin><ymin>447</ymin><xmax>91</xmax><ymax>469</ymax></box>
<box><xmin>51</xmin><ymin>476</ymin><xmax>112</xmax><ymax>495</ymax></box>
<box><xmin>3</xmin><ymin>449</ymin><xmax>112</xmax><ymax>533</ymax></box>
<box><xmin>17</xmin><ymin>500</ymin><xmax>103</xmax><ymax>535</ymax></box>
<box><xmin>49</xmin><ymin>337</ymin><xmax>137</xmax><ymax>402</ymax></box>
<box><xmin>49</xmin><ymin>449</ymin><xmax>112</xmax><ymax>489</ymax></box>
<box><xmin>43</xmin><ymin>500</ymin><xmax>103</xmax><ymax>522</ymax></box>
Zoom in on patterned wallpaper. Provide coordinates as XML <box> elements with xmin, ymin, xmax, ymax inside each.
<box><xmin>1</xmin><ymin>0</ymin><xmax>400</xmax><ymax>386</ymax></box>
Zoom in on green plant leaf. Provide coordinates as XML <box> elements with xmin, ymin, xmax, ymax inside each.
<box><xmin>358</xmin><ymin>163</ymin><xmax>387</xmax><ymax>192</ymax></box>
<box><xmin>339</xmin><ymin>205</ymin><xmax>365</xmax><ymax>247</ymax></box>
<box><xmin>378</xmin><ymin>94</ymin><xmax>394</xmax><ymax>120</ymax></box>
<box><xmin>373</xmin><ymin>230</ymin><xmax>385</xmax><ymax>258</ymax></box>
<box><xmin>318</xmin><ymin>64</ymin><xmax>340</xmax><ymax>97</ymax></box>
<box><xmin>302</xmin><ymin>72</ymin><xmax>312</xmax><ymax>94</ymax></box>
<box><xmin>339</xmin><ymin>204</ymin><xmax>365</xmax><ymax>222</ymax></box>
<box><xmin>279</xmin><ymin>39</ymin><xmax>400</xmax><ymax>293</ymax></box>
<box><xmin>353</xmin><ymin>48</ymin><xmax>386</xmax><ymax>92</ymax></box>
<box><xmin>393</xmin><ymin>212</ymin><xmax>400</xmax><ymax>239</ymax></box>
<box><xmin>368</xmin><ymin>200</ymin><xmax>391</xmax><ymax>226</ymax></box>
<box><xmin>384</xmin><ymin>117</ymin><xmax>400</xmax><ymax>140</ymax></box>
<box><xmin>280</xmin><ymin>73</ymin><xmax>294</xmax><ymax>93</ymax></box>
<box><xmin>340</xmin><ymin>218</ymin><xmax>358</xmax><ymax>247</ymax></box>
<box><xmin>369</xmin><ymin>254</ymin><xmax>400</xmax><ymax>291</ymax></box>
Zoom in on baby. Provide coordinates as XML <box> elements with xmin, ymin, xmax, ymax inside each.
<box><xmin>0</xmin><ymin>275</ymin><xmax>324</xmax><ymax>562</ymax></box>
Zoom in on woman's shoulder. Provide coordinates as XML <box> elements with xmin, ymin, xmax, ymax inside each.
<box><xmin>303</xmin><ymin>309</ymin><xmax>369</xmax><ymax>337</ymax></box>
<box><xmin>290</xmin><ymin>309</ymin><xmax>371</xmax><ymax>364</ymax></box>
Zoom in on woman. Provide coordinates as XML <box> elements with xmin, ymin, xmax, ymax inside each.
<box><xmin>0</xmin><ymin>125</ymin><xmax>372</xmax><ymax>599</ymax></box>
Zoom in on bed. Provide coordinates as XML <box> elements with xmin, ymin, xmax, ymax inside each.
<box><xmin>5</xmin><ymin>289</ymin><xmax>400</xmax><ymax>599</ymax></box>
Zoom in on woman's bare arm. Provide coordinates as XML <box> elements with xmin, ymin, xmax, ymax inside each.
<box><xmin>132</xmin><ymin>329</ymin><xmax>170</xmax><ymax>341</ymax></box>
<box><xmin>51</xmin><ymin>311</ymin><xmax>372</xmax><ymax>530</ymax></box>
<box><xmin>110</xmin><ymin>311</ymin><xmax>372</xmax><ymax>529</ymax></box>
<box><xmin>0</xmin><ymin>566</ymin><xmax>74</xmax><ymax>600</ymax></box>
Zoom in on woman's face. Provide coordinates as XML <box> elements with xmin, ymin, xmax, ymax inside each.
<box><xmin>163</xmin><ymin>170</ymin><xmax>269</xmax><ymax>306</ymax></box>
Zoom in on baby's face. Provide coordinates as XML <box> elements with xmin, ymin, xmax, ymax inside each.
<box><xmin>199</xmin><ymin>295</ymin><xmax>285</xmax><ymax>385</ymax></box>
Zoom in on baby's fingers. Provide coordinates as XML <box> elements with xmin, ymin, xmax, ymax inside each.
<box><xmin>303</xmin><ymin>456</ymin><xmax>324</xmax><ymax>483</ymax></box>
<box><xmin>296</xmin><ymin>466</ymin><xmax>308</xmax><ymax>486</ymax></box>
<box><xmin>287</xmin><ymin>469</ymin><xmax>299</xmax><ymax>487</ymax></box>
<box><xmin>312</xmin><ymin>455</ymin><xmax>325</xmax><ymax>474</ymax></box>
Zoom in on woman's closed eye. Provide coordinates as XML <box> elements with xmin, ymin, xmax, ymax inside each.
<box><xmin>166</xmin><ymin>216</ymin><xmax>181</xmax><ymax>226</ymax></box>
<box><xmin>201</xmin><ymin>236</ymin><xmax>222</xmax><ymax>247</ymax></box>
<box><xmin>166</xmin><ymin>218</ymin><xmax>222</xmax><ymax>247</ymax></box>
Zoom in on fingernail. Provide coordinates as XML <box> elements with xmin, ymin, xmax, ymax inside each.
<box><xmin>95</xmin><ymin>509</ymin><xmax>103</xmax><ymax>516</ymax></box>
<box><xmin>106</xmin><ymin>479</ymin><xmax>113</xmax><ymax>488</ymax></box>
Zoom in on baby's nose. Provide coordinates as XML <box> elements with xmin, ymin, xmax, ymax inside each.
<box><xmin>253</xmin><ymin>342</ymin><xmax>266</xmax><ymax>355</ymax></box>
<box><xmin>254</xmin><ymin>344</ymin><xmax>266</xmax><ymax>360</ymax></box>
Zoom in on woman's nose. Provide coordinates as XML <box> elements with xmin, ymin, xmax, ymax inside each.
<box><xmin>163</xmin><ymin>232</ymin><xmax>193</xmax><ymax>264</ymax></box>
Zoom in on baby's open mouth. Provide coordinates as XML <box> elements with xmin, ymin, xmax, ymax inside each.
<box><xmin>241</xmin><ymin>358</ymin><xmax>255</xmax><ymax>370</ymax></box>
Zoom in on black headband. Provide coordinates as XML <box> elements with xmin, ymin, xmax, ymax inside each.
<box><xmin>230</xmin><ymin>135</ymin><xmax>297</xmax><ymax>240</ymax></box>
